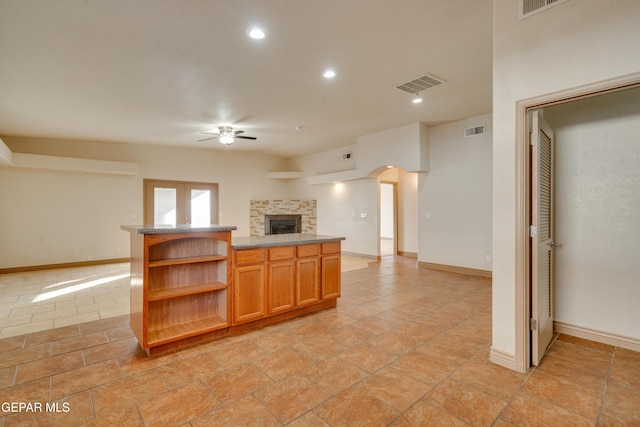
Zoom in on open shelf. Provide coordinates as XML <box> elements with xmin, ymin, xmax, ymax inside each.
<box><xmin>147</xmin><ymin>316</ymin><xmax>227</xmax><ymax>347</ymax></box>
<box><xmin>126</xmin><ymin>229</ymin><xmax>232</xmax><ymax>355</ymax></box>
<box><xmin>149</xmin><ymin>254</ymin><xmax>226</xmax><ymax>268</ymax></box>
<box><xmin>148</xmin><ymin>281</ymin><xmax>227</xmax><ymax>301</ymax></box>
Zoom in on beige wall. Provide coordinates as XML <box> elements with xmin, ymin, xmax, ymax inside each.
<box><xmin>418</xmin><ymin>113</ymin><xmax>493</xmax><ymax>271</ymax></box>
<box><xmin>0</xmin><ymin>137</ymin><xmax>289</xmax><ymax>269</ymax></box>
<box><xmin>289</xmin><ymin>116</ymin><xmax>490</xmax><ymax>261</ymax></box>
<box><xmin>288</xmin><ymin>175</ymin><xmax>381</xmax><ymax>257</ymax></box>
<box><xmin>287</xmin><ymin>123</ymin><xmax>430</xmax><ymax>257</ymax></box>
<box><xmin>492</xmin><ymin>0</ymin><xmax>640</xmax><ymax>360</ymax></box>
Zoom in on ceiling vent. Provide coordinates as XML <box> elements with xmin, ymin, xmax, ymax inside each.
<box><xmin>519</xmin><ymin>0</ymin><xmax>569</xmax><ymax>19</ymax></box>
<box><xmin>464</xmin><ymin>125</ymin><xmax>486</xmax><ymax>138</ymax></box>
<box><xmin>395</xmin><ymin>74</ymin><xmax>444</xmax><ymax>94</ymax></box>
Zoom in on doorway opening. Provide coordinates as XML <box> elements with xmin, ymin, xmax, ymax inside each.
<box><xmin>379</xmin><ymin>182</ymin><xmax>397</xmax><ymax>256</ymax></box>
<box><xmin>513</xmin><ymin>75</ymin><xmax>640</xmax><ymax>372</ymax></box>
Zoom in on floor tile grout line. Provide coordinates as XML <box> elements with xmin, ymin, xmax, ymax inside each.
<box><xmin>487</xmin><ymin>362</ymin><xmax>536</xmax><ymax>426</ymax></box>
<box><xmin>595</xmin><ymin>346</ymin><xmax>616</xmax><ymax>425</ymax></box>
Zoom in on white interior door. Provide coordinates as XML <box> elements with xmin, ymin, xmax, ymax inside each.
<box><xmin>531</xmin><ymin>110</ymin><xmax>556</xmax><ymax>366</ymax></box>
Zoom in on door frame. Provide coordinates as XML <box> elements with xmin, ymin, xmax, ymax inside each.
<box><xmin>512</xmin><ymin>72</ymin><xmax>640</xmax><ymax>372</ymax></box>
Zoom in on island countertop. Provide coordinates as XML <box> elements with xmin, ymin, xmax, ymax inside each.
<box><xmin>232</xmin><ymin>233</ymin><xmax>345</xmax><ymax>249</ymax></box>
<box><xmin>121</xmin><ymin>224</ymin><xmax>237</xmax><ymax>234</ymax></box>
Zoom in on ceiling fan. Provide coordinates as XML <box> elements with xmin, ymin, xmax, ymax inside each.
<box><xmin>198</xmin><ymin>126</ymin><xmax>257</xmax><ymax>145</ymax></box>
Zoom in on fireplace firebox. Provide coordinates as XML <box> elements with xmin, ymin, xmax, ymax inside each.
<box><xmin>265</xmin><ymin>214</ymin><xmax>302</xmax><ymax>235</ymax></box>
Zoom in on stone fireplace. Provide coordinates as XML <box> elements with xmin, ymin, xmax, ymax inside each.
<box><xmin>250</xmin><ymin>200</ymin><xmax>316</xmax><ymax>236</ymax></box>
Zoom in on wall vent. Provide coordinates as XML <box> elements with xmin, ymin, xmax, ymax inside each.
<box><xmin>519</xmin><ymin>0</ymin><xmax>569</xmax><ymax>19</ymax></box>
<box><xmin>464</xmin><ymin>125</ymin><xmax>486</xmax><ymax>138</ymax></box>
<box><xmin>395</xmin><ymin>73</ymin><xmax>444</xmax><ymax>94</ymax></box>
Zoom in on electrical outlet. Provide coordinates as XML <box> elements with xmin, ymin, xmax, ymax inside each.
<box><xmin>486</xmin><ymin>254</ymin><xmax>492</xmax><ymax>263</ymax></box>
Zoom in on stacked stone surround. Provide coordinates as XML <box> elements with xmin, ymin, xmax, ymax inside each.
<box><xmin>250</xmin><ymin>200</ymin><xmax>317</xmax><ymax>236</ymax></box>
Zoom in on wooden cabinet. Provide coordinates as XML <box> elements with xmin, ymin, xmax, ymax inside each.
<box><xmin>232</xmin><ymin>241</ymin><xmax>341</xmax><ymax>326</ymax></box>
<box><xmin>234</xmin><ymin>264</ymin><xmax>265</xmax><ymax>323</ymax></box>
<box><xmin>128</xmin><ymin>230</ymin><xmax>232</xmax><ymax>355</ymax></box>
<box><xmin>233</xmin><ymin>249</ymin><xmax>265</xmax><ymax>324</ymax></box>
<box><xmin>267</xmin><ymin>247</ymin><xmax>295</xmax><ymax>314</ymax></box>
<box><xmin>321</xmin><ymin>242</ymin><xmax>341</xmax><ymax>300</ymax></box>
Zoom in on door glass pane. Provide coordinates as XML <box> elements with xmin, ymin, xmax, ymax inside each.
<box><xmin>191</xmin><ymin>189</ymin><xmax>210</xmax><ymax>226</ymax></box>
<box><xmin>154</xmin><ymin>188</ymin><xmax>177</xmax><ymax>226</ymax></box>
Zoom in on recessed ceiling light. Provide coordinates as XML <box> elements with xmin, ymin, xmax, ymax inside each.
<box><xmin>323</xmin><ymin>70</ymin><xmax>336</xmax><ymax>79</ymax></box>
<box><xmin>248</xmin><ymin>28</ymin><xmax>266</xmax><ymax>39</ymax></box>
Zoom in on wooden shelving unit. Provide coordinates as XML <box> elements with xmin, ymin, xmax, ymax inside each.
<box><xmin>126</xmin><ymin>230</ymin><xmax>232</xmax><ymax>355</ymax></box>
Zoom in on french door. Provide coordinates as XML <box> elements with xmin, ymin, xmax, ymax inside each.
<box><xmin>143</xmin><ymin>179</ymin><xmax>219</xmax><ymax>226</ymax></box>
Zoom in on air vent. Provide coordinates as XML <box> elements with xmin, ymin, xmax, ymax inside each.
<box><xmin>395</xmin><ymin>74</ymin><xmax>444</xmax><ymax>94</ymax></box>
<box><xmin>519</xmin><ymin>0</ymin><xmax>569</xmax><ymax>19</ymax></box>
<box><xmin>464</xmin><ymin>125</ymin><xmax>486</xmax><ymax>138</ymax></box>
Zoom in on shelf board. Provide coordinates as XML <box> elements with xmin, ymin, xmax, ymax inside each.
<box><xmin>148</xmin><ymin>282</ymin><xmax>227</xmax><ymax>301</ymax></box>
<box><xmin>147</xmin><ymin>316</ymin><xmax>227</xmax><ymax>347</ymax></box>
<box><xmin>149</xmin><ymin>254</ymin><xmax>226</xmax><ymax>268</ymax></box>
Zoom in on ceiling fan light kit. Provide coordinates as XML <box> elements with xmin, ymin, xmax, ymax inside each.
<box><xmin>198</xmin><ymin>125</ymin><xmax>257</xmax><ymax>145</ymax></box>
<box><xmin>219</xmin><ymin>135</ymin><xmax>234</xmax><ymax>145</ymax></box>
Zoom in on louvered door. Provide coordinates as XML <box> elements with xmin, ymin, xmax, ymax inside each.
<box><xmin>531</xmin><ymin>110</ymin><xmax>556</xmax><ymax>366</ymax></box>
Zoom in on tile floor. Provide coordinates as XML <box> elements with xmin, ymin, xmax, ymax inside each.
<box><xmin>1</xmin><ymin>256</ymin><xmax>639</xmax><ymax>426</ymax></box>
<box><xmin>0</xmin><ymin>263</ymin><xmax>131</xmax><ymax>339</ymax></box>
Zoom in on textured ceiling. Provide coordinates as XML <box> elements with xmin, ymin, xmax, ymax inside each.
<box><xmin>0</xmin><ymin>0</ymin><xmax>493</xmax><ymax>158</ymax></box>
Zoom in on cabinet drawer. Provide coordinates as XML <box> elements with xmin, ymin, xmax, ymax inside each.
<box><xmin>321</xmin><ymin>241</ymin><xmax>341</xmax><ymax>254</ymax></box>
<box><xmin>269</xmin><ymin>246</ymin><xmax>294</xmax><ymax>261</ymax></box>
<box><xmin>297</xmin><ymin>244</ymin><xmax>319</xmax><ymax>258</ymax></box>
<box><xmin>234</xmin><ymin>249</ymin><xmax>265</xmax><ymax>265</ymax></box>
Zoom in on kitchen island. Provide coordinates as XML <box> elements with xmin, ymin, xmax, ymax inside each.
<box><xmin>122</xmin><ymin>225</ymin><xmax>343</xmax><ymax>355</ymax></box>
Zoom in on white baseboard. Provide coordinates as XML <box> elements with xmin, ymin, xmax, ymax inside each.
<box><xmin>554</xmin><ymin>321</ymin><xmax>640</xmax><ymax>352</ymax></box>
<box><xmin>489</xmin><ymin>347</ymin><xmax>520</xmax><ymax>372</ymax></box>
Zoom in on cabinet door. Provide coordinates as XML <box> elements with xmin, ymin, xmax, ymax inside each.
<box><xmin>296</xmin><ymin>257</ymin><xmax>319</xmax><ymax>306</ymax></box>
<box><xmin>321</xmin><ymin>255</ymin><xmax>341</xmax><ymax>300</ymax></box>
<box><xmin>267</xmin><ymin>261</ymin><xmax>295</xmax><ymax>314</ymax></box>
<box><xmin>233</xmin><ymin>264</ymin><xmax>265</xmax><ymax>324</ymax></box>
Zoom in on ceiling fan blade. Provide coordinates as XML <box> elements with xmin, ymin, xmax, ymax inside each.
<box><xmin>197</xmin><ymin>136</ymin><xmax>219</xmax><ymax>142</ymax></box>
<box><xmin>235</xmin><ymin>135</ymin><xmax>257</xmax><ymax>140</ymax></box>
<box><xmin>233</xmin><ymin>130</ymin><xmax>245</xmax><ymax>135</ymax></box>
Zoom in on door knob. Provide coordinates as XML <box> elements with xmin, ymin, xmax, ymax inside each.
<box><xmin>548</xmin><ymin>241</ymin><xmax>559</xmax><ymax>248</ymax></box>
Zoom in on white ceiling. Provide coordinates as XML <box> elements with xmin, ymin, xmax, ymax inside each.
<box><xmin>0</xmin><ymin>0</ymin><xmax>493</xmax><ymax>158</ymax></box>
